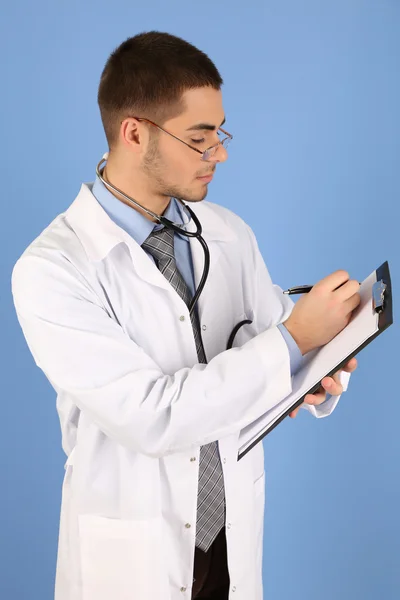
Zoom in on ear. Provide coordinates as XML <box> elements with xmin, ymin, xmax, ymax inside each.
<box><xmin>120</xmin><ymin>117</ymin><xmax>149</xmax><ymax>154</ymax></box>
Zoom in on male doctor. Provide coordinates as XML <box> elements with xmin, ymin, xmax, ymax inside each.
<box><xmin>12</xmin><ymin>31</ymin><xmax>359</xmax><ymax>600</ymax></box>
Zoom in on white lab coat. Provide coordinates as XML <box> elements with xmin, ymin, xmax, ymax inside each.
<box><xmin>11</xmin><ymin>183</ymin><xmax>348</xmax><ymax>600</ymax></box>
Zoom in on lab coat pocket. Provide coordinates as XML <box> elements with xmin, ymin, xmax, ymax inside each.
<box><xmin>228</xmin><ymin>310</ymin><xmax>256</xmax><ymax>349</ymax></box>
<box><xmin>78</xmin><ymin>514</ymin><xmax>166</xmax><ymax>600</ymax></box>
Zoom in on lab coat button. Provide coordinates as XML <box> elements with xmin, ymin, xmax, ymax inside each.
<box><xmin>185</xmin><ymin>523</ymin><xmax>191</xmax><ymax>528</ymax></box>
<box><xmin>180</xmin><ymin>586</ymin><xmax>187</xmax><ymax>592</ymax></box>
<box><xmin>202</xmin><ymin>324</ymin><xmax>207</xmax><ymax>330</ymax></box>
<box><xmin>223</xmin><ymin>457</ymin><xmax>227</xmax><ymax>464</ymax></box>
<box><xmin>179</xmin><ymin>315</ymin><xmax>185</xmax><ymax>321</ymax></box>
<box><xmin>232</xmin><ymin>586</ymin><xmax>237</xmax><ymax>592</ymax></box>
<box><xmin>227</xmin><ymin>522</ymin><xmax>232</xmax><ymax>529</ymax></box>
<box><xmin>190</xmin><ymin>457</ymin><xmax>196</xmax><ymax>462</ymax></box>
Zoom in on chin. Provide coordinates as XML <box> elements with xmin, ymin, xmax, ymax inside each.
<box><xmin>186</xmin><ymin>186</ymin><xmax>209</xmax><ymax>203</ymax></box>
<box><xmin>163</xmin><ymin>181</ymin><xmax>209</xmax><ymax>203</ymax></box>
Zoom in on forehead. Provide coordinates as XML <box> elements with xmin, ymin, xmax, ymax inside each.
<box><xmin>166</xmin><ymin>87</ymin><xmax>225</xmax><ymax>129</ymax></box>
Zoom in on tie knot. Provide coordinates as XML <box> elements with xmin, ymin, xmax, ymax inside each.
<box><xmin>142</xmin><ymin>226</ymin><xmax>175</xmax><ymax>263</ymax></box>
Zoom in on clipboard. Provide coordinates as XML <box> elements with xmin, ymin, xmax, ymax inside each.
<box><xmin>237</xmin><ymin>260</ymin><xmax>393</xmax><ymax>461</ymax></box>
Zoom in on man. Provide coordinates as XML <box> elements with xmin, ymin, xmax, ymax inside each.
<box><xmin>11</xmin><ymin>31</ymin><xmax>359</xmax><ymax>600</ymax></box>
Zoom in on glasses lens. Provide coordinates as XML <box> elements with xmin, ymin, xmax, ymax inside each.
<box><xmin>202</xmin><ymin>147</ymin><xmax>214</xmax><ymax>161</ymax></box>
<box><xmin>202</xmin><ymin>138</ymin><xmax>232</xmax><ymax>161</ymax></box>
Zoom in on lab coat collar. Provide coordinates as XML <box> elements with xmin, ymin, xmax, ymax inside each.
<box><xmin>65</xmin><ymin>182</ymin><xmax>236</xmax><ymax>263</ymax></box>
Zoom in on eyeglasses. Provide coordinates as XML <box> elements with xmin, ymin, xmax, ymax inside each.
<box><xmin>125</xmin><ymin>116</ymin><xmax>233</xmax><ymax>161</ymax></box>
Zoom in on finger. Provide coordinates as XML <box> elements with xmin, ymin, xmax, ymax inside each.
<box><xmin>314</xmin><ymin>270</ymin><xmax>350</xmax><ymax>294</ymax></box>
<box><xmin>342</xmin><ymin>357</ymin><xmax>358</xmax><ymax>372</ymax></box>
<box><xmin>321</xmin><ymin>376</ymin><xmax>343</xmax><ymax>396</ymax></box>
<box><xmin>289</xmin><ymin>406</ymin><xmax>301</xmax><ymax>418</ymax></box>
<box><xmin>343</xmin><ymin>292</ymin><xmax>361</xmax><ymax>317</ymax></box>
<box><xmin>304</xmin><ymin>390</ymin><xmax>327</xmax><ymax>406</ymax></box>
<box><xmin>334</xmin><ymin>279</ymin><xmax>361</xmax><ymax>301</ymax></box>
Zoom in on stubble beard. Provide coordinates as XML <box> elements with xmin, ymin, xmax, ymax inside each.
<box><xmin>142</xmin><ymin>138</ymin><xmax>208</xmax><ymax>203</ymax></box>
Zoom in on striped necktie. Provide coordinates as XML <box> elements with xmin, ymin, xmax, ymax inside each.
<box><xmin>142</xmin><ymin>226</ymin><xmax>225</xmax><ymax>552</ymax></box>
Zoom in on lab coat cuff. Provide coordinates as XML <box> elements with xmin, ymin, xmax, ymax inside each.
<box><xmin>301</xmin><ymin>370</ymin><xmax>351</xmax><ymax>418</ymax></box>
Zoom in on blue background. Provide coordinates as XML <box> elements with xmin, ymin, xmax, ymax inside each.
<box><xmin>1</xmin><ymin>1</ymin><xmax>399</xmax><ymax>598</ymax></box>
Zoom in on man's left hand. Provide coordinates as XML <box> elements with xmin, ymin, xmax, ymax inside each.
<box><xmin>288</xmin><ymin>357</ymin><xmax>358</xmax><ymax>419</ymax></box>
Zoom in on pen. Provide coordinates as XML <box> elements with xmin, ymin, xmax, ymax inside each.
<box><xmin>283</xmin><ymin>282</ymin><xmax>361</xmax><ymax>295</ymax></box>
<box><xmin>283</xmin><ymin>285</ymin><xmax>314</xmax><ymax>295</ymax></box>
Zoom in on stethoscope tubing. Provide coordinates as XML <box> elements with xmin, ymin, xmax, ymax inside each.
<box><xmin>96</xmin><ymin>155</ymin><xmax>251</xmax><ymax>352</ymax></box>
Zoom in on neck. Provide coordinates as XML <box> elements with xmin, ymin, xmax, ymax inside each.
<box><xmin>101</xmin><ymin>161</ymin><xmax>171</xmax><ymax>223</ymax></box>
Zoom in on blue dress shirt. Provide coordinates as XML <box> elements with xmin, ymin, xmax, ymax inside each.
<box><xmin>92</xmin><ymin>176</ymin><xmax>302</xmax><ymax>376</ymax></box>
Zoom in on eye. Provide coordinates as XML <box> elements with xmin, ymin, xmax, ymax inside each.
<box><xmin>190</xmin><ymin>138</ymin><xmax>205</xmax><ymax>144</ymax></box>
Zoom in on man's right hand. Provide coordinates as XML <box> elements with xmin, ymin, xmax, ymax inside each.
<box><xmin>283</xmin><ymin>270</ymin><xmax>361</xmax><ymax>355</ymax></box>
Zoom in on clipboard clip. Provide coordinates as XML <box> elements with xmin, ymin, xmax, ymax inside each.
<box><xmin>372</xmin><ymin>279</ymin><xmax>387</xmax><ymax>313</ymax></box>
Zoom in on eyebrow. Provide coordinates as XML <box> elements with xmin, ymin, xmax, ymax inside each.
<box><xmin>186</xmin><ymin>117</ymin><xmax>226</xmax><ymax>131</ymax></box>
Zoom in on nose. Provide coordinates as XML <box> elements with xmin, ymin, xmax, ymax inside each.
<box><xmin>210</xmin><ymin>144</ymin><xmax>228</xmax><ymax>164</ymax></box>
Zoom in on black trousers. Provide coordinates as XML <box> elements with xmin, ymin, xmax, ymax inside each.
<box><xmin>191</xmin><ymin>527</ymin><xmax>230</xmax><ymax>599</ymax></box>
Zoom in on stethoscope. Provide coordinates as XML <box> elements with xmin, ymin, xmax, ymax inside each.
<box><xmin>96</xmin><ymin>153</ymin><xmax>252</xmax><ymax>351</ymax></box>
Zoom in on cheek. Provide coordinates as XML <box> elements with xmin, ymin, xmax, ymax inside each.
<box><xmin>169</xmin><ymin>155</ymin><xmax>200</xmax><ymax>182</ymax></box>
<box><xmin>158</xmin><ymin>139</ymin><xmax>202</xmax><ymax>182</ymax></box>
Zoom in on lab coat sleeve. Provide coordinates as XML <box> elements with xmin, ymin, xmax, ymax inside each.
<box><xmin>241</xmin><ymin>223</ymin><xmax>350</xmax><ymax>419</ymax></box>
<box><xmin>11</xmin><ymin>252</ymin><xmax>294</xmax><ymax>458</ymax></box>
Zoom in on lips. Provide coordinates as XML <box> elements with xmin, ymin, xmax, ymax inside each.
<box><xmin>197</xmin><ymin>170</ymin><xmax>215</xmax><ymax>179</ymax></box>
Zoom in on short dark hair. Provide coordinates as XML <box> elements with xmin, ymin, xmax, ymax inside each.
<box><xmin>97</xmin><ymin>31</ymin><xmax>223</xmax><ymax>149</ymax></box>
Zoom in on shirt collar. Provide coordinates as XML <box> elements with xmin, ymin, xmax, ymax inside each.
<box><xmin>92</xmin><ymin>175</ymin><xmax>189</xmax><ymax>247</ymax></box>
<box><xmin>65</xmin><ymin>181</ymin><xmax>236</xmax><ymax>263</ymax></box>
